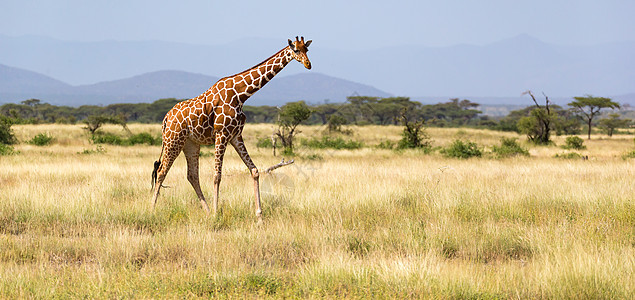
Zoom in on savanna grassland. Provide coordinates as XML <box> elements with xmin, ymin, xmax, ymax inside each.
<box><xmin>1</xmin><ymin>123</ymin><xmax>634</xmax><ymax>298</ymax></box>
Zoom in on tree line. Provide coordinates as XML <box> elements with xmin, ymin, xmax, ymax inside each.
<box><xmin>1</xmin><ymin>94</ymin><xmax>632</xmax><ymax>144</ymax></box>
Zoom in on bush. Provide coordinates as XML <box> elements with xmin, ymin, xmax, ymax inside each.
<box><xmin>562</xmin><ymin>136</ymin><xmax>586</xmax><ymax>150</ymax></box>
<box><xmin>91</xmin><ymin>132</ymin><xmax>125</xmax><ymax>145</ymax></box>
<box><xmin>78</xmin><ymin>145</ymin><xmax>106</xmax><ymax>155</ymax></box>
<box><xmin>622</xmin><ymin>151</ymin><xmax>635</xmax><ymax>159</ymax></box>
<box><xmin>302</xmin><ymin>136</ymin><xmax>363</xmax><ymax>150</ymax></box>
<box><xmin>127</xmin><ymin>132</ymin><xmax>161</xmax><ymax>146</ymax></box>
<box><xmin>491</xmin><ymin>138</ymin><xmax>529</xmax><ymax>158</ymax></box>
<box><xmin>376</xmin><ymin>140</ymin><xmax>396</xmax><ymax>150</ymax></box>
<box><xmin>554</xmin><ymin>152</ymin><xmax>583</xmax><ymax>159</ymax></box>
<box><xmin>256</xmin><ymin>137</ymin><xmax>273</xmax><ymax>148</ymax></box>
<box><xmin>442</xmin><ymin>139</ymin><xmax>482</xmax><ymax>159</ymax></box>
<box><xmin>27</xmin><ymin>133</ymin><xmax>54</xmax><ymax>146</ymax></box>
<box><xmin>0</xmin><ymin>117</ymin><xmax>17</xmax><ymax>145</ymax></box>
<box><xmin>91</xmin><ymin>132</ymin><xmax>160</xmax><ymax>146</ymax></box>
<box><xmin>0</xmin><ymin>143</ymin><xmax>17</xmax><ymax>155</ymax></box>
<box><xmin>398</xmin><ymin>116</ymin><xmax>432</xmax><ymax>150</ymax></box>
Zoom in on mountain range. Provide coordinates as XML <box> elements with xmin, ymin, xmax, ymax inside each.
<box><xmin>0</xmin><ymin>64</ymin><xmax>391</xmax><ymax>106</ymax></box>
<box><xmin>1</xmin><ymin>34</ymin><xmax>634</xmax><ymax>106</ymax></box>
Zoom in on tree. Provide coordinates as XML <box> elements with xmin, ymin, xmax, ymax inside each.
<box><xmin>327</xmin><ymin>114</ymin><xmax>347</xmax><ymax>133</ymax></box>
<box><xmin>274</xmin><ymin>101</ymin><xmax>312</xmax><ymax>153</ymax></box>
<box><xmin>519</xmin><ymin>91</ymin><xmax>555</xmax><ymax>144</ymax></box>
<box><xmin>598</xmin><ymin>114</ymin><xmax>630</xmax><ymax>137</ymax></box>
<box><xmin>397</xmin><ymin>109</ymin><xmax>432</xmax><ymax>150</ymax></box>
<box><xmin>82</xmin><ymin>114</ymin><xmax>129</xmax><ymax>135</ymax></box>
<box><xmin>568</xmin><ymin>95</ymin><xmax>620</xmax><ymax>139</ymax></box>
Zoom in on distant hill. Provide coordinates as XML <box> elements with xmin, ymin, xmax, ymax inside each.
<box><xmin>0</xmin><ymin>65</ymin><xmax>391</xmax><ymax>106</ymax></box>
<box><xmin>0</xmin><ymin>63</ymin><xmax>71</xmax><ymax>94</ymax></box>
<box><xmin>1</xmin><ymin>34</ymin><xmax>634</xmax><ymax>99</ymax></box>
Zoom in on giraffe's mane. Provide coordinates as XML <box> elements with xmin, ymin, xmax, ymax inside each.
<box><xmin>218</xmin><ymin>46</ymin><xmax>290</xmax><ymax>82</ymax></box>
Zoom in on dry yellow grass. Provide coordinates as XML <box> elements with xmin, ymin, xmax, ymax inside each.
<box><xmin>1</xmin><ymin>123</ymin><xmax>633</xmax><ymax>298</ymax></box>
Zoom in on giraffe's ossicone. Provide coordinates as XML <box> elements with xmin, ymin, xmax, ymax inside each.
<box><xmin>151</xmin><ymin>36</ymin><xmax>312</xmax><ymax>221</ymax></box>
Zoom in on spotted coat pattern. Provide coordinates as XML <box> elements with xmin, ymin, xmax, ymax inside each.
<box><xmin>151</xmin><ymin>37</ymin><xmax>312</xmax><ymax>219</ymax></box>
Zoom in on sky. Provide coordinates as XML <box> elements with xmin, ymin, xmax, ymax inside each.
<box><xmin>1</xmin><ymin>0</ymin><xmax>634</xmax><ymax>49</ymax></box>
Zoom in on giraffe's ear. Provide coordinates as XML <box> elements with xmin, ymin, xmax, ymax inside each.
<box><xmin>305</xmin><ymin>40</ymin><xmax>312</xmax><ymax>48</ymax></box>
<box><xmin>288</xmin><ymin>39</ymin><xmax>295</xmax><ymax>50</ymax></box>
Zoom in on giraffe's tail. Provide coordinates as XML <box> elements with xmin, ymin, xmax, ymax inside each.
<box><xmin>151</xmin><ymin>143</ymin><xmax>164</xmax><ymax>191</ymax></box>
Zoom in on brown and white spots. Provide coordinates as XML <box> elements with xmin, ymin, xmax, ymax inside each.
<box><xmin>151</xmin><ymin>37</ymin><xmax>313</xmax><ymax>221</ymax></box>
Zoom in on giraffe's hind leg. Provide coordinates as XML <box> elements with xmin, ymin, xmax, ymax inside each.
<box><xmin>151</xmin><ymin>141</ymin><xmax>183</xmax><ymax>208</ymax></box>
<box><xmin>183</xmin><ymin>139</ymin><xmax>210</xmax><ymax>214</ymax></box>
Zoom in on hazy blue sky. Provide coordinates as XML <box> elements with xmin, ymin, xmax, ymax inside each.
<box><xmin>1</xmin><ymin>0</ymin><xmax>634</xmax><ymax>49</ymax></box>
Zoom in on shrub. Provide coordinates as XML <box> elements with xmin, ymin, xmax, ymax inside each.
<box><xmin>0</xmin><ymin>117</ymin><xmax>17</xmax><ymax>145</ymax></box>
<box><xmin>302</xmin><ymin>136</ymin><xmax>363</xmax><ymax>150</ymax></box>
<box><xmin>491</xmin><ymin>137</ymin><xmax>529</xmax><ymax>158</ymax></box>
<box><xmin>442</xmin><ymin>139</ymin><xmax>482</xmax><ymax>159</ymax></box>
<box><xmin>562</xmin><ymin>136</ymin><xmax>586</xmax><ymax>150</ymax></box>
<box><xmin>91</xmin><ymin>132</ymin><xmax>125</xmax><ymax>145</ymax></box>
<box><xmin>90</xmin><ymin>132</ymin><xmax>160</xmax><ymax>146</ymax></box>
<box><xmin>398</xmin><ymin>115</ymin><xmax>432</xmax><ymax>150</ymax></box>
<box><xmin>27</xmin><ymin>133</ymin><xmax>54</xmax><ymax>146</ymax></box>
<box><xmin>127</xmin><ymin>132</ymin><xmax>161</xmax><ymax>146</ymax></box>
<box><xmin>376</xmin><ymin>140</ymin><xmax>396</xmax><ymax>150</ymax></box>
<box><xmin>256</xmin><ymin>137</ymin><xmax>273</xmax><ymax>148</ymax></box>
<box><xmin>622</xmin><ymin>151</ymin><xmax>635</xmax><ymax>159</ymax></box>
<box><xmin>554</xmin><ymin>152</ymin><xmax>583</xmax><ymax>159</ymax></box>
<box><xmin>77</xmin><ymin>145</ymin><xmax>106</xmax><ymax>155</ymax></box>
<box><xmin>0</xmin><ymin>143</ymin><xmax>17</xmax><ymax>155</ymax></box>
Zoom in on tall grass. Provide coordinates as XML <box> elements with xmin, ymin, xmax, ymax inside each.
<box><xmin>0</xmin><ymin>124</ymin><xmax>633</xmax><ymax>298</ymax></box>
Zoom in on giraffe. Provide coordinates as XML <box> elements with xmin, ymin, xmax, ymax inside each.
<box><xmin>151</xmin><ymin>36</ymin><xmax>312</xmax><ymax>221</ymax></box>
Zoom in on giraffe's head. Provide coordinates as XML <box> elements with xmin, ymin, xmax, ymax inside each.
<box><xmin>288</xmin><ymin>36</ymin><xmax>312</xmax><ymax>70</ymax></box>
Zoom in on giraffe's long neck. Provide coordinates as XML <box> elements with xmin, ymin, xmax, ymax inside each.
<box><xmin>228</xmin><ymin>47</ymin><xmax>294</xmax><ymax>104</ymax></box>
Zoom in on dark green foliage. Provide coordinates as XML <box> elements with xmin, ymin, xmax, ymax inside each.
<box><xmin>0</xmin><ymin>117</ymin><xmax>17</xmax><ymax>145</ymax></box>
<box><xmin>275</xmin><ymin>101</ymin><xmax>312</xmax><ymax>152</ymax></box>
<box><xmin>302</xmin><ymin>136</ymin><xmax>363</xmax><ymax>150</ymax></box>
<box><xmin>91</xmin><ymin>132</ymin><xmax>161</xmax><ymax>146</ymax></box>
<box><xmin>491</xmin><ymin>138</ymin><xmax>529</xmax><ymax>158</ymax></box>
<box><xmin>127</xmin><ymin>132</ymin><xmax>162</xmax><ymax>146</ymax></box>
<box><xmin>27</xmin><ymin>133</ymin><xmax>54</xmax><ymax>146</ymax></box>
<box><xmin>563</xmin><ymin>136</ymin><xmax>586</xmax><ymax>150</ymax></box>
<box><xmin>442</xmin><ymin>140</ymin><xmax>482</xmax><ymax>159</ymax></box>
<box><xmin>0</xmin><ymin>143</ymin><xmax>17</xmax><ymax>155</ymax></box>
<box><xmin>91</xmin><ymin>133</ymin><xmax>125</xmax><ymax>145</ymax></box>
<box><xmin>397</xmin><ymin>111</ymin><xmax>432</xmax><ymax>150</ymax></box>
<box><xmin>327</xmin><ymin>114</ymin><xmax>347</xmax><ymax>133</ymax></box>
<box><xmin>256</xmin><ymin>137</ymin><xmax>273</xmax><ymax>148</ymax></box>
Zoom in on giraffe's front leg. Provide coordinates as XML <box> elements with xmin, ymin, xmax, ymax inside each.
<box><xmin>230</xmin><ymin>135</ymin><xmax>262</xmax><ymax>221</ymax></box>
<box><xmin>213</xmin><ymin>134</ymin><xmax>228</xmax><ymax>216</ymax></box>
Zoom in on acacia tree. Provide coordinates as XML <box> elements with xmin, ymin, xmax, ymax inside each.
<box><xmin>598</xmin><ymin>114</ymin><xmax>630</xmax><ymax>137</ymax></box>
<box><xmin>568</xmin><ymin>95</ymin><xmax>620</xmax><ymax>139</ymax></box>
<box><xmin>274</xmin><ymin>101</ymin><xmax>312</xmax><ymax>153</ymax></box>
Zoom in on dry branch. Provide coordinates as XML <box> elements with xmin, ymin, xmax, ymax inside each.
<box><xmin>265</xmin><ymin>159</ymin><xmax>294</xmax><ymax>174</ymax></box>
